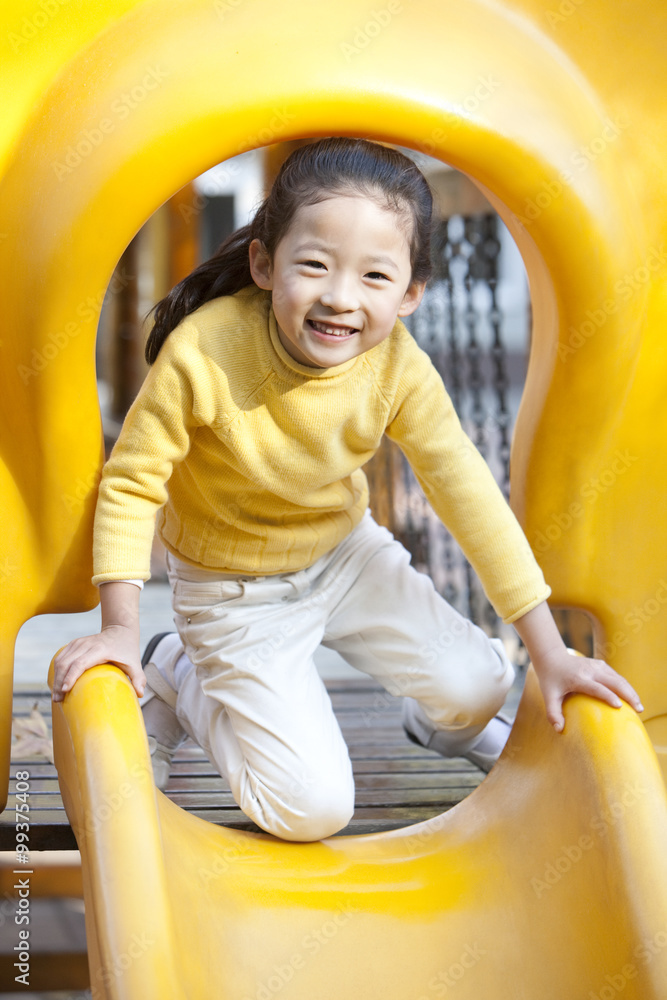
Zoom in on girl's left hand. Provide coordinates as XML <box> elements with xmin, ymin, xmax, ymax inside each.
<box><xmin>532</xmin><ymin>647</ymin><xmax>644</xmax><ymax>733</ymax></box>
<box><xmin>512</xmin><ymin>601</ymin><xmax>644</xmax><ymax>733</ymax></box>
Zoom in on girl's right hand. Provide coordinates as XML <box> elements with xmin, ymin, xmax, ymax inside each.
<box><xmin>52</xmin><ymin>625</ymin><xmax>146</xmax><ymax>703</ymax></box>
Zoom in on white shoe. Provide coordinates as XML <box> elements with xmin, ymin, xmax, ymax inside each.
<box><xmin>141</xmin><ymin>632</ymin><xmax>187</xmax><ymax>790</ymax></box>
<box><xmin>403</xmin><ymin>699</ymin><xmax>513</xmax><ymax>773</ymax></box>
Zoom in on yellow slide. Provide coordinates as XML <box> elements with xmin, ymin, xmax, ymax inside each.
<box><xmin>1</xmin><ymin>0</ymin><xmax>667</xmax><ymax>995</ymax></box>
<box><xmin>51</xmin><ymin>658</ymin><xmax>667</xmax><ymax>999</ymax></box>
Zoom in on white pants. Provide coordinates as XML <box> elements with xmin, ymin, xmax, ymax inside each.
<box><xmin>165</xmin><ymin>510</ymin><xmax>514</xmax><ymax>842</ymax></box>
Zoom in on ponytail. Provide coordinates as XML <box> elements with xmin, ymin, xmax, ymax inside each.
<box><xmin>145</xmin><ymin>219</ymin><xmax>258</xmax><ymax>364</ymax></box>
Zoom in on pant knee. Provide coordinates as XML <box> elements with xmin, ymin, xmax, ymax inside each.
<box><xmin>415</xmin><ymin>639</ymin><xmax>515</xmax><ymax>733</ymax></box>
<box><xmin>260</xmin><ymin>779</ymin><xmax>355</xmax><ymax>843</ymax></box>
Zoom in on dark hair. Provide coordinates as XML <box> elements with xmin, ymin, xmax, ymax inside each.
<box><xmin>145</xmin><ymin>137</ymin><xmax>434</xmax><ymax>364</ymax></box>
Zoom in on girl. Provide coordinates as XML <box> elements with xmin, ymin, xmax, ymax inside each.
<box><xmin>53</xmin><ymin>137</ymin><xmax>643</xmax><ymax>842</ymax></box>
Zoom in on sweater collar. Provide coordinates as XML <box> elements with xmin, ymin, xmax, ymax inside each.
<box><xmin>267</xmin><ymin>302</ymin><xmax>361</xmax><ymax>380</ymax></box>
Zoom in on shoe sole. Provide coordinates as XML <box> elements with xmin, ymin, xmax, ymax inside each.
<box><xmin>404</xmin><ymin>712</ymin><xmax>515</xmax><ymax>773</ymax></box>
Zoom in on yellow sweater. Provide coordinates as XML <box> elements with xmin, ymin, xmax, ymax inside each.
<box><xmin>92</xmin><ymin>285</ymin><xmax>550</xmax><ymax>623</ymax></box>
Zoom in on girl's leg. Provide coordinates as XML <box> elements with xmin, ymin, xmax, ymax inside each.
<box><xmin>320</xmin><ymin>516</ymin><xmax>515</xmax><ymax>753</ymax></box>
<box><xmin>161</xmin><ymin>557</ymin><xmax>354</xmax><ymax>842</ymax></box>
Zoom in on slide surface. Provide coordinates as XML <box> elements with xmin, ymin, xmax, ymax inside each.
<box><xmin>52</xmin><ymin>661</ymin><xmax>667</xmax><ymax>998</ymax></box>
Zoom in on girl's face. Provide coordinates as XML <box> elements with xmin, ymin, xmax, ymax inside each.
<box><xmin>249</xmin><ymin>193</ymin><xmax>425</xmax><ymax>369</ymax></box>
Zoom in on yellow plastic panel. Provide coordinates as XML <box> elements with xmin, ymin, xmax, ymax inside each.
<box><xmin>51</xmin><ymin>659</ymin><xmax>667</xmax><ymax>999</ymax></box>
<box><xmin>1</xmin><ymin>0</ymin><xmax>666</xmax><ymax>803</ymax></box>
<box><xmin>0</xmin><ymin>0</ymin><xmax>147</xmax><ymax>176</ymax></box>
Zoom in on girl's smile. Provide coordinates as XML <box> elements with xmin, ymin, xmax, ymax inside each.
<box><xmin>249</xmin><ymin>193</ymin><xmax>425</xmax><ymax>368</ymax></box>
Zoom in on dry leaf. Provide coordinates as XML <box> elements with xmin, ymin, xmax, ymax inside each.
<box><xmin>11</xmin><ymin>704</ymin><xmax>54</xmax><ymax>763</ymax></box>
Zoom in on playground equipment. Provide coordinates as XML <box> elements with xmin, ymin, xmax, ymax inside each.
<box><xmin>51</xmin><ymin>659</ymin><xmax>667</xmax><ymax>999</ymax></box>
<box><xmin>1</xmin><ymin>0</ymin><xmax>667</xmax><ymax>995</ymax></box>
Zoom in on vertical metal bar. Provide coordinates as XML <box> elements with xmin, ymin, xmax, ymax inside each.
<box><xmin>401</xmin><ymin>211</ymin><xmax>521</xmax><ymax>632</ymax></box>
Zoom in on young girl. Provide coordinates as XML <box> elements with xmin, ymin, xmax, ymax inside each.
<box><xmin>53</xmin><ymin>137</ymin><xmax>642</xmax><ymax>842</ymax></box>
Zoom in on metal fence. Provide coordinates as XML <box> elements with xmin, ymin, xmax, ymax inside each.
<box><xmin>397</xmin><ymin>212</ymin><xmax>526</xmax><ymax>636</ymax></box>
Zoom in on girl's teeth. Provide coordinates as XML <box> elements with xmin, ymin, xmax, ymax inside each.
<box><xmin>311</xmin><ymin>321</ymin><xmax>354</xmax><ymax>336</ymax></box>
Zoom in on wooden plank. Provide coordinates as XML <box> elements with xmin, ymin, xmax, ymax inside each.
<box><xmin>165</xmin><ymin>771</ymin><xmax>478</xmax><ymax>796</ymax></box>
<box><xmin>0</xmin><ymin>825</ymin><xmax>78</xmax><ymax>851</ymax></box>
<box><xmin>5</xmin><ymin>681</ymin><xmax>482</xmax><ymax>848</ymax></box>
<box><xmin>167</xmin><ymin>788</ymin><xmax>475</xmax><ymax>811</ymax></box>
<box><xmin>0</xmin><ymin>952</ymin><xmax>89</xmax><ymax>992</ymax></box>
<box><xmin>168</xmin><ymin>758</ymin><xmax>478</xmax><ymax>777</ymax></box>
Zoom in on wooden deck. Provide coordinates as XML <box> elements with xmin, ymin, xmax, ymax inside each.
<box><xmin>1</xmin><ymin>679</ymin><xmax>485</xmax><ymax>850</ymax></box>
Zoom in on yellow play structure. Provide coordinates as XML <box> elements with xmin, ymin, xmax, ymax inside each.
<box><xmin>1</xmin><ymin>0</ymin><xmax>667</xmax><ymax>996</ymax></box>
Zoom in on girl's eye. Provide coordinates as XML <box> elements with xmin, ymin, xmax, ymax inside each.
<box><xmin>367</xmin><ymin>271</ymin><xmax>389</xmax><ymax>281</ymax></box>
<box><xmin>302</xmin><ymin>260</ymin><xmax>326</xmax><ymax>269</ymax></box>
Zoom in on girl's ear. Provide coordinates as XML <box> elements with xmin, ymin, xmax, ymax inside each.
<box><xmin>249</xmin><ymin>239</ymin><xmax>273</xmax><ymax>289</ymax></box>
<box><xmin>397</xmin><ymin>280</ymin><xmax>426</xmax><ymax>317</ymax></box>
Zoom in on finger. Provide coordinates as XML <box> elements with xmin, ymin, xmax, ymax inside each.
<box><xmin>57</xmin><ymin>655</ymin><xmax>96</xmax><ymax>699</ymax></box>
<box><xmin>542</xmin><ymin>689</ymin><xmax>566</xmax><ymax>733</ymax></box>
<box><xmin>52</xmin><ymin>644</ymin><xmax>78</xmax><ymax>685</ymax></box>
<box><xmin>596</xmin><ymin>667</ymin><xmax>644</xmax><ymax>713</ymax></box>
<box><xmin>52</xmin><ymin>657</ymin><xmax>75</xmax><ymax>701</ymax></box>
<box><xmin>52</xmin><ymin>640</ymin><xmax>93</xmax><ymax>699</ymax></box>
<box><xmin>566</xmin><ymin>656</ymin><xmax>642</xmax><ymax>710</ymax></box>
<box><xmin>128</xmin><ymin>666</ymin><xmax>147</xmax><ymax>698</ymax></box>
<box><xmin>576</xmin><ymin>677</ymin><xmax>626</xmax><ymax>710</ymax></box>
<box><xmin>583</xmin><ymin>660</ymin><xmax>644</xmax><ymax>712</ymax></box>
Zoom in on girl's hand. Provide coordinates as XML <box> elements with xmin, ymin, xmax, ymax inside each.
<box><xmin>52</xmin><ymin>625</ymin><xmax>145</xmax><ymax>703</ymax></box>
<box><xmin>512</xmin><ymin>601</ymin><xmax>644</xmax><ymax>733</ymax></box>
<box><xmin>531</xmin><ymin>647</ymin><xmax>644</xmax><ymax>733</ymax></box>
<box><xmin>52</xmin><ymin>580</ymin><xmax>144</xmax><ymax>703</ymax></box>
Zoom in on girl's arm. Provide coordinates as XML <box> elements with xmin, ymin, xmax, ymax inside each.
<box><xmin>52</xmin><ymin>581</ymin><xmax>146</xmax><ymax>702</ymax></box>
<box><xmin>512</xmin><ymin>600</ymin><xmax>644</xmax><ymax>732</ymax></box>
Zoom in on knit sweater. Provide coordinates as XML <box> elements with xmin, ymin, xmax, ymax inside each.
<box><xmin>92</xmin><ymin>284</ymin><xmax>550</xmax><ymax>623</ymax></box>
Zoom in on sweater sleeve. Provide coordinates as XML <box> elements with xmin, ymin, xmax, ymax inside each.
<box><xmin>92</xmin><ymin>335</ymin><xmax>200</xmax><ymax>585</ymax></box>
<box><xmin>385</xmin><ymin>340</ymin><xmax>550</xmax><ymax>623</ymax></box>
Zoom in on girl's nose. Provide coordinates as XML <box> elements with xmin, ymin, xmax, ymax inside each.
<box><xmin>320</xmin><ymin>276</ymin><xmax>360</xmax><ymax>312</ymax></box>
